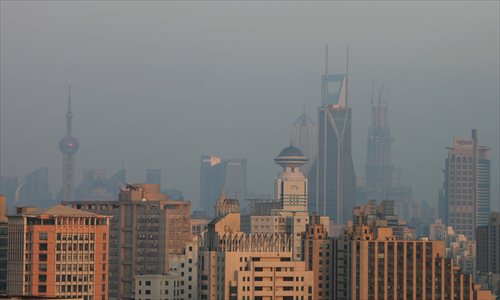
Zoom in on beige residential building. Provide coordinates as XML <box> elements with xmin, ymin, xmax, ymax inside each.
<box><xmin>333</xmin><ymin>219</ymin><xmax>492</xmax><ymax>300</ymax></box>
<box><xmin>302</xmin><ymin>214</ymin><xmax>334</xmax><ymax>300</ymax></box>
<box><xmin>64</xmin><ymin>183</ymin><xmax>191</xmax><ymax>300</ymax></box>
<box><xmin>198</xmin><ymin>197</ymin><xmax>314</xmax><ymax>300</ymax></box>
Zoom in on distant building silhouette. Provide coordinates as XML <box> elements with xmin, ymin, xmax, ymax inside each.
<box><xmin>440</xmin><ymin>129</ymin><xmax>490</xmax><ymax>240</ymax></box>
<box><xmin>75</xmin><ymin>169</ymin><xmax>120</xmax><ymax>201</ymax></box>
<box><xmin>16</xmin><ymin>167</ymin><xmax>52</xmax><ymax>208</ymax></box>
<box><xmin>0</xmin><ymin>176</ymin><xmax>18</xmax><ymax>213</ymax></box>
<box><xmin>291</xmin><ymin>106</ymin><xmax>316</xmax><ymax>174</ymax></box>
<box><xmin>58</xmin><ymin>86</ymin><xmax>79</xmax><ymax>202</ymax></box>
<box><xmin>199</xmin><ymin>156</ymin><xmax>246</xmax><ymax>214</ymax></box>
<box><xmin>146</xmin><ymin>168</ymin><xmax>162</xmax><ymax>186</ymax></box>
<box><xmin>309</xmin><ymin>46</ymin><xmax>356</xmax><ymax>224</ymax></box>
<box><xmin>365</xmin><ymin>85</ymin><xmax>394</xmax><ymax>200</ymax></box>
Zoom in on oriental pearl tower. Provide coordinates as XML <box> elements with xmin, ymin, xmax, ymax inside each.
<box><xmin>59</xmin><ymin>85</ymin><xmax>79</xmax><ymax>202</ymax></box>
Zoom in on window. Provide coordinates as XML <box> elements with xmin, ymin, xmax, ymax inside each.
<box><xmin>145</xmin><ymin>290</ymin><xmax>151</xmax><ymax>295</ymax></box>
<box><xmin>145</xmin><ymin>281</ymin><xmax>151</xmax><ymax>286</ymax></box>
<box><xmin>39</xmin><ymin>232</ymin><xmax>48</xmax><ymax>240</ymax></box>
<box><xmin>38</xmin><ymin>285</ymin><xmax>47</xmax><ymax>293</ymax></box>
<box><xmin>39</xmin><ymin>243</ymin><xmax>48</xmax><ymax>251</ymax></box>
<box><xmin>39</xmin><ymin>254</ymin><xmax>48</xmax><ymax>261</ymax></box>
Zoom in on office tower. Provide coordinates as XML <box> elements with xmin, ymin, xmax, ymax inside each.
<box><xmin>303</xmin><ymin>214</ymin><xmax>334</xmax><ymax>300</ymax></box>
<box><xmin>6</xmin><ymin>205</ymin><xmax>109</xmax><ymax>299</ymax></box>
<box><xmin>16</xmin><ymin>167</ymin><xmax>52</xmax><ymax>208</ymax></box>
<box><xmin>311</xmin><ymin>47</ymin><xmax>356</xmax><ymax>224</ymax></box>
<box><xmin>59</xmin><ymin>86</ymin><xmax>79</xmax><ymax>202</ymax></box>
<box><xmin>250</xmin><ymin>145</ymin><xmax>311</xmax><ymax>260</ymax></box>
<box><xmin>477</xmin><ymin>212</ymin><xmax>500</xmax><ymax>274</ymax></box>
<box><xmin>291</xmin><ymin>106</ymin><xmax>316</xmax><ymax>174</ymax></box>
<box><xmin>146</xmin><ymin>169</ymin><xmax>162</xmax><ymax>186</ymax></box>
<box><xmin>223</xmin><ymin>158</ymin><xmax>247</xmax><ymax>202</ymax></box>
<box><xmin>199</xmin><ymin>155</ymin><xmax>225</xmax><ymax>213</ymax></box>
<box><xmin>365</xmin><ymin>86</ymin><xmax>393</xmax><ymax>200</ymax></box>
<box><xmin>0</xmin><ymin>195</ymin><xmax>7</xmax><ymax>295</ymax></box>
<box><xmin>64</xmin><ymin>184</ymin><xmax>191</xmax><ymax>300</ymax></box>
<box><xmin>440</xmin><ymin>129</ymin><xmax>490</xmax><ymax>240</ymax></box>
<box><xmin>0</xmin><ymin>176</ymin><xmax>18</xmax><ymax>213</ymax></box>
<box><xmin>198</xmin><ymin>201</ymin><xmax>314</xmax><ymax>300</ymax></box>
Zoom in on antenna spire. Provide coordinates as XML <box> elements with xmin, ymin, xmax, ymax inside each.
<box><xmin>322</xmin><ymin>44</ymin><xmax>329</xmax><ymax>106</ymax></box>
<box><xmin>66</xmin><ymin>85</ymin><xmax>73</xmax><ymax>136</ymax></box>
<box><xmin>345</xmin><ymin>45</ymin><xmax>349</xmax><ymax>107</ymax></box>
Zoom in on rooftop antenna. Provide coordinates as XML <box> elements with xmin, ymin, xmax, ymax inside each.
<box><xmin>66</xmin><ymin>85</ymin><xmax>73</xmax><ymax>136</ymax></box>
<box><xmin>370</xmin><ymin>80</ymin><xmax>375</xmax><ymax>107</ymax></box>
<box><xmin>345</xmin><ymin>45</ymin><xmax>349</xmax><ymax>107</ymax></box>
<box><xmin>323</xmin><ymin>44</ymin><xmax>329</xmax><ymax>106</ymax></box>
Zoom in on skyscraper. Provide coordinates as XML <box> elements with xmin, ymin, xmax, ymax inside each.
<box><xmin>310</xmin><ymin>47</ymin><xmax>356</xmax><ymax>224</ymax></box>
<box><xmin>59</xmin><ymin>86</ymin><xmax>79</xmax><ymax>202</ymax></box>
<box><xmin>291</xmin><ymin>106</ymin><xmax>316</xmax><ymax>174</ymax></box>
<box><xmin>440</xmin><ymin>129</ymin><xmax>490</xmax><ymax>240</ymax></box>
<box><xmin>365</xmin><ymin>85</ymin><xmax>393</xmax><ymax>200</ymax></box>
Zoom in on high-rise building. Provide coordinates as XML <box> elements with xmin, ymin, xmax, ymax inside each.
<box><xmin>199</xmin><ymin>156</ymin><xmax>247</xmax><ymax>214</ymax></box>
<box><xmin>309</xmin><ymin>47</ymin><xmax>356</xmax><ymax>224</ymax></box>
<box><xmin>199</xmin><ymin>155</ymin><xmax>225</xmax><ymax>214</ymax></box>
<box><xmin>440</xmin><ymin>129</ymin><xmax>490</xmax><ymax>240</ymax></box>
<box><xmin>365</xmin><ymin>86</ymin><xmax>393</xmax><ymax>201</ymax></box>
<box><xmin>291</xmin><ymin>106</ymin><xmax>316</xmax><ymax>174</ymax></box>
<box><xmin>6</xmin><ymin>205</ymin><xmax>109</xmax><ymax>300</ymax></box>
<box><xmin>16</xmin><ymin>167</ymin><xmax>52</xmax><ymax>208</ymax></box>
<box><xmin>146</xmin><ymin>169</ymin><xmax>162</xmax><ymax>186</ymax></box>
<box><xmin>477</xmin><ymin>212</ymin><xmax>500</xmax><ymax>274</ymax></box>
<box><xmin>64</xmin><ymin>184</ymin><xmax>191</xmax><ymax>300</ymax></box>
<box><xmin>59</xmin><ymin>86</ymin><xmax>79</xmax><ymax>202</ymax></box>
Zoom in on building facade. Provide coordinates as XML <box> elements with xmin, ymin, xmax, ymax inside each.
<box><xmin>440</xmin><ymin>130</ymin><xmax>490</xmax><ymax>240</ymax></box>
<box><xmin>7</xmin><ymin>205</ymin><xmax>109</xmax><ymax>300</ymax></box>
<box><xmin>64</xmin><ymin>183</ymin><xmax>192</xmax><ymax>300</ymax></box>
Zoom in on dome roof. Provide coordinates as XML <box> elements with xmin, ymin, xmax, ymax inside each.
<box><xmin>278</xmin><ymin>145</ymin><xmax>304</xmax><ymax>157</ymax></box>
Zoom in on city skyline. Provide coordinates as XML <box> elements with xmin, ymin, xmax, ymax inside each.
<box><xmin>0</xmin><ymin>2</ymin><xmax>498</xmax><ymax>210</ymax></box>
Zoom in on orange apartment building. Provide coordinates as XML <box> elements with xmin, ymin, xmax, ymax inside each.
<box><xmin>7</xmin><ymin>205</ymin><xmax>109</xmax><ymax>300</ymax></box>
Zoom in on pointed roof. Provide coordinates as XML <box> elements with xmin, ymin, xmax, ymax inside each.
<box><xmin>30</xmin><ymin>204</ymin><xmax>98</xmax><ymax>217</ymax></box>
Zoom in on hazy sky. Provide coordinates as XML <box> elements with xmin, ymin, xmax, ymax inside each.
<box><xmin>1</xmin><ymin>1</ymin><xmax>498</xmax><ymax>210</ymax></box>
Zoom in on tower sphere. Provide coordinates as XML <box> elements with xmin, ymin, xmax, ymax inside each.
<box><xmin>274</xmin><ymin>145</ymin><xmax>308</xmax><ymax>169</ymax></box>
<box><xmin>59</xmin><ymin>136</ymin><xmax>79</xmax><ymax>154</ymax></box>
